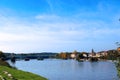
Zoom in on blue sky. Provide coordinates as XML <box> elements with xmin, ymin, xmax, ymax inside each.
<box><xmin>0</xmin><ymin>0</ymin><xmax>120</xmax><ymax>53</ymax></box>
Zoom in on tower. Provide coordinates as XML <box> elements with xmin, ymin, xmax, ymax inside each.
<box><xmin>91</xmin><ymin>49</ymin><xmax>96</xmax><ymax>56</ymax></box>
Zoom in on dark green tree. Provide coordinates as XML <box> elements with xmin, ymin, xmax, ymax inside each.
<box><xmin>0</xmin><ymin>51</ymin><xmax>5</xmax><ymax>60</ymax></box>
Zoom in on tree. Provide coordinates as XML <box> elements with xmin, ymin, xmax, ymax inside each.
<box><xmin>107</xmin><ymin>50</ymin><xmax>118</xmax><ymax>60</ymax></box>
<box><xmin>59</xmin><ymin>52</ymin><xmax>67</xmax><ymax>59</ymax></box>
<box><xmin>78</xmin><ymin>53</ymin><xmax>84</xmax><ymax>59</ymax></box>
<box><xmin>72</xmin><ymin>50</ymin><xmax>77</xmax><ymax>54</ymax></box>
<box><xmin>0</xmin><ymin>51</ymin><xmax>5</xmax><ymax>59</ymax></box>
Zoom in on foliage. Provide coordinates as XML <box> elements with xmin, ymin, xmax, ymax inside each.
<box><xmin>116</xmin><ymin>58</ymin><xmax>120</xmax><ymax>77</ymax></box>
<box><xmin>78</xmin><ymin>54</ymin><xmax>85</xmax><ymax>59</ymax></box>
<box><xmin>107</xmin><ymin>50</ymin><xmax>119</xmax><ymax>60</ymax></box>
<box><xmin>0</xmin><ymin>51</ymin><xmax>6</xmax><ymax>60</ymax></box>
<box><xmin>0</xmin><ymin>60</ymin><xmax>12</xmax><ymax>68</ymax></box>
<box><xmin>58</xmin><ymin>52</ymin><xmax>67</xmax><ymax>59</ymax></box>
<box><xmin>100</xmin><ymin>56</ymin><xmax>107</xmax><ymax>59</ymax></box>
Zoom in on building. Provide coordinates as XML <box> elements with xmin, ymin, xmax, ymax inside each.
<box><xmin>89</xmin><ymin>49</ymin><xmax>96</xmax><ymax>57</ymax></box>
<box><xmin>70</xmin><ymin>50</ymin><xmax>78</xmax><ymax>59</ymax></box>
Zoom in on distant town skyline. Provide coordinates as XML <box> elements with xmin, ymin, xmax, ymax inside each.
<box><xmin>0</xmin><ymin>0</ymin><xmax>120</xmax><ymax>53</ymax></box>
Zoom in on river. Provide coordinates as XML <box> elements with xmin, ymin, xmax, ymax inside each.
<box><xmin>9</xmin><ymin>59</ymin><xmax>119</xmax><ymax>80</ymax></box>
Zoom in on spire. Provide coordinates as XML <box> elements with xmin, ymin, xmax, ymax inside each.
<box><xmin>92</xmin><ymin>49</ymin><xmax>94</xmax><ymax>53</ymax></box>
<box><xmin>91</xmin><ymin>49</ymin><xmax>96</xmax><ymax>56</ymax></box>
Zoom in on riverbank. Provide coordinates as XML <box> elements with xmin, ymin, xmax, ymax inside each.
<box><xmin>116</xmin><ymin>61</ymin><xmax>120</xmax><ymax>78</ymax></box>
<box><xmin>0</xmin><ymin>66</ymin><xmax>47</xmax><ymax>80</ymax></box>
<box><xmin>117</xmin><ymin>68</ymin><xmax>120</xmax><ymax>77</ymax></box>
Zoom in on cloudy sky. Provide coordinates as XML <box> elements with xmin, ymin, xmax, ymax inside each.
<box><xmin>0</xmin><ymin>0</ymin><xmax>120</xmax><ymax>53</ymax></box>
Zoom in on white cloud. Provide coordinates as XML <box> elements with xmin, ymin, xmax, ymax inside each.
<box><xmin>35</xmin><ymin>14</ymin><xmax>60</xmax><ymax>20</ymax></box>
<box><xmin>0</xmin><ymin>13</ymin><xmax>120</xmax><ymax>52</ymax></box>
<box><xmin>0</xmin><ymin>32</ymin><xmax>27</xmax><ymax>41</ymax></box>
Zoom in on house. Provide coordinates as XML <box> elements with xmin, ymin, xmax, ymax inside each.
<box><xmin>95</xmin><ymin>53</ymin><xmax>101</xmax><ymax>57</ymax></box>
<box><xmin>70</xmin><ymin>53</ymin><xmax>76</xmax><ymax>59</ymax></box>
<box><xmin>100</xmin><ymin>51</ymin><xmax>108</xmax><ymax>56</ymax></box>
<box><xmin>83</xmin><ymin>53</ymin><xmax>87</xmax><ymax>57</ymax></box>
<box><xmin>70</xmin><ymin>50</ymin><xmax>78</xmax><ymax>59</ymax></box>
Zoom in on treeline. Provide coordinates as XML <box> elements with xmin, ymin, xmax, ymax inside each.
<box><xmin>0</xmin><ymin>49</ymin><xmax>120</xmax><ymax>61</ymax></box>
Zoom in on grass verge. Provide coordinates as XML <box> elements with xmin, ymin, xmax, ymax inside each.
<box><xmin>0</xmin><ymin>66</ymin><xmax>47</xmax><ymax>80</ymax></box>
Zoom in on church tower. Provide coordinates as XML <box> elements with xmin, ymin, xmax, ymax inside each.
<box><xmin>91</xmin><ymin>49</ymin><xmax>96</xmax><ymax>56</ymax></box>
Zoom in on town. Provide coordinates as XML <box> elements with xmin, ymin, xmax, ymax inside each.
<box><xmin>0</xmin><ymin>47</ymin><xmax>120</xmax><ymax>62</ymax></box>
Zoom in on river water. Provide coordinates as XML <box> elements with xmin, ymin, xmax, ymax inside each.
<box><xmin>10</xmin><ymin>59</ymin><xmax>119</xmax><ymax>80</ymax></box>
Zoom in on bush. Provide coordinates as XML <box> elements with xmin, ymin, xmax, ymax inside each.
<box><xmin>0</xmin><ymin>60</ymin><xmax>11</xmax><ymax>67</ymax></box>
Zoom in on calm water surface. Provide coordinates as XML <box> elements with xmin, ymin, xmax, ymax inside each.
<box><xmin>11</xmin><ymin>59</ymin><xmax>119</xmax><ymax>80</ymax></box>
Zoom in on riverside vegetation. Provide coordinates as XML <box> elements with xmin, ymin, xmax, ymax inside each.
<box><xmin>116</xmin><ymin>58</ymin><xmax>120</xmax><ymax>78</ymax></box>
<box><xmin>0</xmin><ymin>51</ymin><xmax>47</xmax><ymax>80</ymax></box>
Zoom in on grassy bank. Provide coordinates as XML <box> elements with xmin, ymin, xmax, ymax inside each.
<box><xmin>117</xmin><ymin>68</ymin><xmax>120</xmax><ymax>77</ymax></box>
<box><xmin>0</xmin><ymin>66</ymin><xmax>47</xmax><ymax>80</ymax></box>
<box><xmin>116</xmin><ymin>62</ymin><xmax>120</xmax><ymax>77</ymax></box>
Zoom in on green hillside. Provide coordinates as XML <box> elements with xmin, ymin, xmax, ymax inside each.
<box><xmin>0</xmin><ymin>66</ymin><xmax>47</xmax><ymax>80</ymax></box>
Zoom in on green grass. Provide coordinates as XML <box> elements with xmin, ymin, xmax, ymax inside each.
<box><xmin>117</xmin><ymin>66</ymin><xmax>120</xmax><ymax>77</ymax></box>
<box><xmin>0</xmin><ymin>66</ymin><xmax>47</xmax><ymax>80</ymax></box>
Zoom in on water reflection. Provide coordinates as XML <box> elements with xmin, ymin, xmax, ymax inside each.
<box><xmin>10</xmin><ymin>59</ymin><xmax>119</xmax><ymax>80</ymax></box>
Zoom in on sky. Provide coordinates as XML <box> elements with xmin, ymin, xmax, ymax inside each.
<box><xmin>0</xmin><ymin>0</ymin><xmax>120</xmax><ymax>53</ymax></box>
